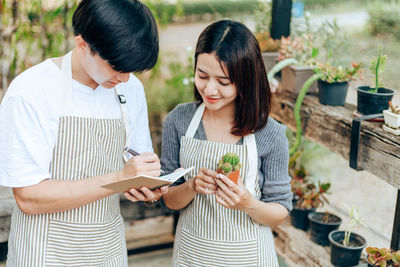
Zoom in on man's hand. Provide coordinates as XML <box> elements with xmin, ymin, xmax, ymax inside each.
<box><xmin>124</xmin><ymin>186</ymin><xmax>168</xmax><ymax>203</ymax></box>
<box><xmin>122</xmin><ymin>152</ymin><xmax>161</xmax><ymax>178</ymax></box>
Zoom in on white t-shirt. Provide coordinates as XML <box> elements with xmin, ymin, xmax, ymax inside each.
<box><xmin>0</xmin><ymin>59</ymin><xmax>153</xmax><ymax>187</ymax></box>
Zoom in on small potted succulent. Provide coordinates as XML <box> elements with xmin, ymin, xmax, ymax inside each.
<box><xmin>217</xmin><ymin>153</ymin><xmax>242</xmax><ymax>184</ymax></box>
<box><xmin>366</xmin><ymin>246</ymin><xmax>400</xmax><ymax>267</ymax></box>
<box><xmin>329</xmin><ymin>205</ymin><xmax>367</xmax><ymax>267</ymax></box>
<box><xmin>383</xmin><ymin>102</ymin><xmax>400</xmax><ymax>133</ymax></box>
<box><xmin>290</xmin><ymin>167</ymin><xmax>331</xmax><ymax>231</ymax></box>
<box><xmin>308</xmin><ymin>211</ymin><xmax>342</xmax><ymax>246</ymax></box>
<box><xmin>313</xmin><ymin>61</ymin><xmax>363</xmax><ymax>106</ymax></box>
<box><xmin>357</xmin><ymin>45</ymin><xmax>395</xmax><ymax>115</ymax></box>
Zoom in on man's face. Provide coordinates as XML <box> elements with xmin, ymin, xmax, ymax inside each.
<box><xmin>81</xmin><ymin>50</ymin><xmax>130</xmax><ymax>89</ymax></box>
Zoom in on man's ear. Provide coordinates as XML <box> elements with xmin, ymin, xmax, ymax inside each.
<box><xmin>74</xmin><ymin>35</ymin><xmax>89</xmax><ymax>56</ymax></box>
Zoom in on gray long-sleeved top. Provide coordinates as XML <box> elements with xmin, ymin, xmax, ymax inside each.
<box><xmin>160</xmin><ymin>102</ymin><xmax>293</xmax><ymax>211</ymax></box>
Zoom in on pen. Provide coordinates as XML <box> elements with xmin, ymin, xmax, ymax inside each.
<box><xmin>124</xmin><ymin>146</ymin><xmax>165</xmax><ymax>174</ymax></box>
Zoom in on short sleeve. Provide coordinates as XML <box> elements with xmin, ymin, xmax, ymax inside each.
<box><xmin>128</xmin><ymin>76</ymin><xmax>153</xmax><ymax>153</ymax></box>
<box><xmin>0</xmin><ymin>93</ymin><xmax>52</xmax><ymax>187</ymax></box>
<box><xmin>259</xmin><ymin>125</ymin><xmax>293</xmax><ymax>211</ymax></box>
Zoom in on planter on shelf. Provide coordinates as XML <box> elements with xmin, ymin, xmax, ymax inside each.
<box><xmin>290</xmin><ymin>199</ymin><xmax>315</xmax><ymax>231</ymax></box>
<box><xmin>281</xmin><ymin>65</ymin><xmax>318</xmax><ymax>94</ymax></box>
<box><xmin>329</xmin><ymin>230</ymin><xmax>367</xmax><ymax>267</ymax></box>
<box><xmin>357</xmin><ymin>86</ymin><xmax>395</xmax><ymax>115</ymax></box>
<box><xmin>383</xmin><ymin>109</ymin><xmax>400</xmax><ymax>129</ymax></box>
<box><xmin>318</xmin><ymin>80</ymin><xmax>349</xmax><ymax>106</ymax></box>
<box><xmin>262</xmin><ymin>52</ymin><xmax>279</xmax><ymax>73</ymax></box>
<box><xmin>308</xmin><ymin>212</ymin><xmax>342</xmax><ymax>246</ymax></box>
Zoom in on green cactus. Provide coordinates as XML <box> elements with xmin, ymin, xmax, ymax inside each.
<box><xmin>221</xmin><ymin>163</ymin><xmax>233</xmax><ymax>174</ymax></box>
<box><xmin>217</xmin><ymin>153</ymin><xmax>241</xmax><ymax>174</ymax></box>
<box><xmin>223</xmin><ymin>153</ymin><xmax>239</xmax><ymax>166</ymax></box>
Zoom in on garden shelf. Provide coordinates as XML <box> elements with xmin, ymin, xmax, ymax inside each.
<box><xmin>270</xmin><ymin>88</ymin><xmax>400</xmax><ymax>251</ymax></box>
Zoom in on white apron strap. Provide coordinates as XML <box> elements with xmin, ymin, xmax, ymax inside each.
<box><xmin>243</xmin><ymin>133</ymin><xmax>258</xmax><ymax>197</ymax></box>
<box><xmin>61</xmin><ymin>51</ymin><xmax>73</xmax><ymax>116</ymax></box>
<box><xmin>185</xmin><ymin>103</ymin><xmax>205</xmax><ymax>138</ymax></box>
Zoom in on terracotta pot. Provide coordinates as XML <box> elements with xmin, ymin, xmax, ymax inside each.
<box><xmin>218</xmin><ymin>170</ymin><xmax>240</xmax><ymax>184</ymax></box>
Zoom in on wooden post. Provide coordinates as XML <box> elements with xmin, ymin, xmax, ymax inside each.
<box><xmin>270</xmin><ymin>0</ymin><xmax>292</xmax><ymax>39</ymax></box>
<box><xmin>391</xmin><ymin>190</ymin><xmax>400</xmax><ymax>251</ymax></box>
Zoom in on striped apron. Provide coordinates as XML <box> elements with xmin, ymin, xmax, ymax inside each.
<box><xmin>173</xmin><ymin>103</ymin><xmax>279</xmax><ymax>267</ymax></box>
<box><xmin>6</xmin><ymin>52</ymin><xmax>129</xmax><ymax>266</ymax></box>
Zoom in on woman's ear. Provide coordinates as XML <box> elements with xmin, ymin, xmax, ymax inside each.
<box><xmin>74</xmin><ymin>35</ymin><xmax>89</xmax><ymax>56</ymax></box>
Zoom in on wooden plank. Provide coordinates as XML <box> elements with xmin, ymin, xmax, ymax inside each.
<box><xmin>270</xmin><ymin>89</ymin><xmax>400</xmax><ymax>189</ymax></box>
<box><xmin>125</xmin><ymin>215</ymin><xmax>174</xmax><ymax>250</ymax></box>
<box><xmin>273</xmin><ymin>221</ymin><xmax>333</xmax><ymax>267</ymax></box>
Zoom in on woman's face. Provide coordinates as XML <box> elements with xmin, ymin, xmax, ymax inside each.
<box><xmin>195</xmin><ymin>53</ymin><xmax>237</xmax><ymax>112</ymax></box>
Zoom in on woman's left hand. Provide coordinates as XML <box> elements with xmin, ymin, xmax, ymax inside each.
<box><xmin>214</xmin><ymin>174</ymin><xmax>253</xmax><ymax>211</ymax></box>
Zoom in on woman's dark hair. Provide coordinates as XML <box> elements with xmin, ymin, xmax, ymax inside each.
<box><xmin>194</xmin><ymin>20</ymin><xmax>271</xmax><ymax>136</ymax></box>
<box><xmin>72</xmin><ymin>0</ymin><xmax>159</xmax><ymax>73</ymax></box>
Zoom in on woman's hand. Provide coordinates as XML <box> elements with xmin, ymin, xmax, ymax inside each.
<box><xmin>124</xmin><ymin>186</ymin><xmax>168</xmax><ymax>203</ymax></box>
<box><xmin>188</xmin><ymin>168</ymin><xmax>218</xmax><ymax>195</ymax></box>
<box><xmin>214</xmin><ymin>174</ymin><xmax>254</xmax><ymax>211</ymax></box>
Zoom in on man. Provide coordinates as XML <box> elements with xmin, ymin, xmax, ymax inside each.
<box><xmin>0</xmin><ymin>0</ymin><xmax>166</xmax><ymax>266</ymax></box>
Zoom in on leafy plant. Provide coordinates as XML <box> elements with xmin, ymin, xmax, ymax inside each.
<box><xmin>313</xmin><ymin>61</ymin><xmax>363</xmax><ymax>83</ymax></box>
<box><xmin>256</xmin><ymin>31</ymin><xmax>280</xmax><ymax>53</ymax></box>
<box><xmin>291</xmin><ymin>166</ymin><xmax>331</xmax><ymax>210</ymax></box>
<box><xmin>343</xmin><ymin>204</ymin><xmax>366</xmax><ymax>247</ymax></box>
<box><xmin>369</xmin><ymin>45</ymin><xmax>387</xmax><ymax>93</ymax></box>
<box><xmin>367</xmin><ymin>247</ymin><xmax>393</xmax><ymax>267</ymax></box>
<box><xmin>217</xmin><ymin>152</ymin><xmax>242</xmax><ymax>174</ymax></box>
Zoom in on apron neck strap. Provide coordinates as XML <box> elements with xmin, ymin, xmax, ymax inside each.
<box><xmin>114</xmin><ymin>86</ymin><xmax>130</xmax><ymax>148</ymax></box>
<box><xmin>185</xmin><ymin>103</ymin><xmax>205</xmax><ymax>137</ymax></box>
<box><xmin>185</xmin><ymin>102</ymin><xmax>259</xmax><ymax>197</ymax></box>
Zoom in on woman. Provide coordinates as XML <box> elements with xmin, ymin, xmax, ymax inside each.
<box><xmin>160</xmin><ymin>20</ymin><xmax>293</xmax><ymax>266</ymax></box>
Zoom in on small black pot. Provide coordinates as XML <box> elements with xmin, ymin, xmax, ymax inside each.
<box><xmin>367</xmin><ymin>263</ymin><xmax>378</xmax><ymax>267</ymax></box>
<box><xmin>290</xmin><ymin>207</ymin><xmax>315</xmax><ymax>231</ymax></box>
<box><xmin>357</xmin><ymin>86</ymin><xmax>395</xmax><ymax>115</ymax></box>
<box><xmin>308</xmin><ymin>212</ymin><xmax>342</xmax><ymax>246</ymax></box>
<box><xmin>329</xmin><ymin>230</ymin><xmax>367</xmax><ymax>267</ymax></box>
<box><xmin>318</xmin><ymin>80</ymin><xmax>349</xmax><ymax>106</ymax></box>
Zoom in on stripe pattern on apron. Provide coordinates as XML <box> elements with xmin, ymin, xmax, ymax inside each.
<box><xmin>173</xmin><ymin>103</ymin><xmax>279</xmax><ymax>267</ymax></box>
<box><xmin>6</xmin><ymin>52</ymin><xmax>128</xmax><ymax>266</ymax></box>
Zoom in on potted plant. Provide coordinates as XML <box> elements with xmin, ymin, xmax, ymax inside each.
<box><xmin>308</xmin><ymin>211</ymin><xmax>342</xmax><ymax>246</ymax></box>
<box><xmin>366</xmin><ymin>246</ymin><xmax>399</xmax><ymax>267</ymax></box>
<box><xmin>357</xmin><ymin>45</ymin><xmax>395</xmax><ymax>115</ymax></box>
<box><xmin>329</xmin><ymin>205</ymin><xmax>367</xmax><ymax>267</ymax></box>
<box><xmin>383</xmin><ymin>102</ymin><xmax>400</xmax><ymax>134</ymax></box>
<box><xmin>268</xmin><ymin>35</ymin><xmax>319</xmax><ymax>94</ymax></box>
<box><xmin>256</xmin><ymin>31</ymin><xmax>281</xmax><ymax>72</ymax></box>
<box><xmin>313</xmin><ymin>61</ymin><xmax>363</xmax><ymax>106</ymax></box>
<box><xmin>290</xmin><ymin>167</ymin><xmax>331</xmax><ymax>231</ymax></box>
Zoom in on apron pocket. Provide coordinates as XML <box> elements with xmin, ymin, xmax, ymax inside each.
<box><xmin>45</xmin><ymin>215</ymin><xmax>124</xmax><ymax>266</ymax></box>
<box><xmin>178</xmin><ymin>228</ymin><xmax>259</xmax><ymax>267</ymax></box>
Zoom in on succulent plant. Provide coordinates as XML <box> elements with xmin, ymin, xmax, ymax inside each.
<box><xmin>217</xmin><ymin>152</ymin><xmax>241</xmax><ymax>174</ymax></box>
<box><xmin>367</xmin><ymin>247</ymin><xmax>393</xmax><ymax>267</ymax></box>
<box><xmin>389</xmin><ymin>101</ymin><xmax>400</xmax><ymax>115</ymax></box>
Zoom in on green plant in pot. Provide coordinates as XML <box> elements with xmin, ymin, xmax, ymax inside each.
<box><xmin>329</xmin><ymin>205</ymin><xmax>367</xmax><ymax>267</ymax></box>
<box><xmin>357</xmin><ymin>45</ymin><xmax>396</xmax><ymax>115</ymax></box>
<box><xmin>366</xmin><ymin>246</ymin><xmax>400</xmax><ymax>267</ymax></box>
<box><xmin>313</xmin><ymin>61</ymin><xmax>363</xmax><ymax>106</ymax></box>
<box><xmin>290</xmin><ymin>167</ymin><xmax>331</xmax><ymax>231</ymax></box>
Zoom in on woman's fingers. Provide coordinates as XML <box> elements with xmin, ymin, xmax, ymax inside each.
<box><xmin>216</xmin><ymin>188</ymin><xmax>235</xmax><ymax>207</ymax></box>
<box><xmin>215</xmin><ymin>174</ymin><xmax>239</xmax><ymax>195</ymax></box>
<box><xmin>124</xmin><ymin>192</ymin><xmax>139</xmax><ymax>203</ymax></box>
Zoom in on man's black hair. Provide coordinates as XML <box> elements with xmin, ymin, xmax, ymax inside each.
<box><xmin>72</xmin><ymin>0</ymin><xmax>159</xmax><ymax>73</ymax></box>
